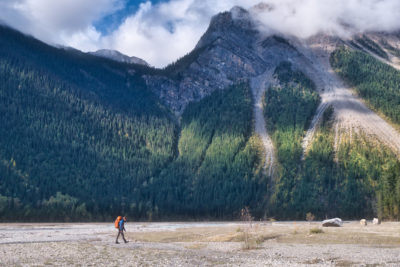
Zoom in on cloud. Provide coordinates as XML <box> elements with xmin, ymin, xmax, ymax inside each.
<box><xmin>251</xmin><ymin>0</ymin><xmax>400</xmax><ymax>39</ymax></box>
<box><xmin>100</xmin><ymin>0</ymin><xmax>261</xmax><ymax>67</ymax></box>
<box><xmin>1</xmin><ymin>0</ymin><xmax>400</xmax><ymax>67</ymax></box>
<box><xmin>0</xmin><ymin>0</ymin><xmax>261</xmax><ymax>66</ymax></box>
<box><xmin>104</xmin><ymin>0</ymin><xmax>400</xmax><ymax>67</ymax></box>
<box><xmin>0</xmin><ymin>0</ymin><xmax>122</xmax><ymax>49</ymax></box>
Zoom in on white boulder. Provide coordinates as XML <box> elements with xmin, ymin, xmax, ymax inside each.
<box><xmin>360</xmin><ymin>219</ymin><xmax>367</xmax><ymax>226</ymax></box>
<box><xmin>322</xmin><ymin>218</ymin><xmax>343</xmax><ymax>227</ymax></box>
<box><xmin>372</xmin><ymin>218</ymin><xmax>381</xmax><ymax>225</ymax></box>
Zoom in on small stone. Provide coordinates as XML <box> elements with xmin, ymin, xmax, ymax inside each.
<box><xmin>372</xmin><ymin>218</ymin><xmax>381</xmax><ymax>225</ymax></box>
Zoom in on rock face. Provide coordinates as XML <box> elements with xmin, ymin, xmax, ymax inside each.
<box><xmin>142</xmin><ymin>5</ymin><xmax>400</xmax><ymax>117</ymax></box>
<box><xmin>89</xmin><ymin>49</ymin><xmax>149</xmax><ymax>66</ymax></box>
<box><xmin>81</xmin><ymin>6</ymin><xmax>400</xmax><ymax>120</ymax></box>
<box><xmin>141</xmin><ymin>5</ymin><xmax>400</xmax><ymax>165</ymax></box>
<box><xmin>143</xmin><ymin>6</ymin><xmax>304</xmax><ymax>115</ymax></box>
<box><xmin>144</xmin><ymin>7</ymin><xmax>266</xmax><ymax>114</ymax></box>
<box><xmin>360</xmin><ymin>219</ymin><xmax>367</xmax><ymax>226</ymax></box>
<box><xmin>322</xmin><ymin>218</ymin><xmax>343</xmax><ymax>227</ymax></box>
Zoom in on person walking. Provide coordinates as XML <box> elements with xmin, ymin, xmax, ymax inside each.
<box><xmin>116</xmin><ymin>216</ymin><xmax>128</xmax><ymax>244</ymax></box>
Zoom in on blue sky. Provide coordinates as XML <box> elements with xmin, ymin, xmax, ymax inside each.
<box><xmin>94</xmin><ymin>0</ymin><xmax>164</xmax><ymax>35</ymax></box>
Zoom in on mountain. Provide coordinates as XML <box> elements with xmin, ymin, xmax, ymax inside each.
<box><xmin>1</xmin><ymin>6</ymin><xmax>400</xmax><ymax>221</ymax></box>
<box><xmin>89</xmin><ymin>49</ymin><xmax>149</xmax><ymax>66</ymax></box>
<box><xmin>0</xmin><ymin>25</ymin><xmax>177</xmax><ymax>221</ymax></box>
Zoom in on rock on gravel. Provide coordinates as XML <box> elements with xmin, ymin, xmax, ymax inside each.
<box><xmin>322</xmin><ymin>218</ymin><xmax>343</xmax><ymax>227</ymax></box>
<box><xmin>373</xmin><ymin>218</ymin><xmax>381</xmax><ymax>225</ymax></box>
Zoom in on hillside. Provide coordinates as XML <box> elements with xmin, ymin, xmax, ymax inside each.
<box><xmin>2</xmin><ymin>5</ymin><xmax>400</xmax><ymax>221</ymax></box>
<box><xmin>0</xmin><ymin>24</ymin><xmax>266</xmax><ymax>221</ymax></box>
<box><xmin>0</xmin><ymin>25</ymin><xmax>177</xmax><ymax>221</ymax></box>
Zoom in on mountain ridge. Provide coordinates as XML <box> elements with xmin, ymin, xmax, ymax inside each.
<box><xmin>2</xmin><ymin>5</ymin><xmax>400</xmax><ymax>221</ymax></box>
<box><xmin>89</xmin><ymin>49</ymin><xmax>149</xmax><ymax>66</ymax></box>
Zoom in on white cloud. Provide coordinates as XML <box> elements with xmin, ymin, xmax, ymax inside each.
<box><xmin>100</xmin><ymin>0</ymin><xmax>262</xmax><ymax>66</ymax></box>
<box><xmin>0</xmin><ymin>0</ymin><xmax>122</xmax><ymax>46</ymax></box>
<box><xmin>251</xmin><ymin>0</ymin><xmax>400</xmax><ymax>39</ymax></box>
<box><xmin>103</xmin><ymin>0</ymin><xmax>212</xmax><ymax>67</ymax></box>
<box><xmin>1</xmin><ymin>0</ymin><xmax>400</xmax><ymax>67</ymax></box>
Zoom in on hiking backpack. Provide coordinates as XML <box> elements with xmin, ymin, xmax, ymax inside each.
<box><xmin>115</xmin><ymin>216</ymin><xmax>122</xmax><ymax>228</ymax></box>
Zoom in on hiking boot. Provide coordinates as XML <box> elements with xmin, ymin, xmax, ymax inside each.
<box><xmin>115</xmin><ymin>241</ymin><xmax>120</xmax><ymax>244</ymax></box>
<box><xmin>124</xmin><ymin>240</ymin><xmax>129</xmax><ymax>243</ymax></box>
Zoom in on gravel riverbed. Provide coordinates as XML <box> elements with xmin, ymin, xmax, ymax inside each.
<box><xmin>1</xmin><ymin>221</ymin><xmax>400</xmax><ymax>266</ymax></box>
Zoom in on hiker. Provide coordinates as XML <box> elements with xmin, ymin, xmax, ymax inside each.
<box><xmin>115</xmin><ymin>216</ymin><xmax>128</xmax><ymax>244</ymax></box>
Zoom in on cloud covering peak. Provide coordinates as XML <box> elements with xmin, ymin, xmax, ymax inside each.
<box><xmin>1</xmin><ymin>0</ymin><xmax>400</xmax><ymax>67</ymax></box>
<box><xmin>251</xmin><ymin>0</ymin><xmax>400</xmax><ymax>39</ymax></box>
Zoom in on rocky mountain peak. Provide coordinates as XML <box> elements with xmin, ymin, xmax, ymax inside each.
<box><xmin>89</xmin><ymin>49</ymin><xmax>149</xmax><ymax>66</ymax></box>
<box><xmin>148</xmin><ymin>5</ymin><xmax>399</xmax><ymax>116</ymax></box>
<box><xmin>146</xmin><ymin>6</ymin><xmax>297</xmax><ymax>115</ymax></box>
<box><xmin>195</xmin><ymin>6</ymin><xmax>256</xmax><ymax>49</ymax></box>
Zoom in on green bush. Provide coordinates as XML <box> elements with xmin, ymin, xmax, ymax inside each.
<box><xmin>309</xmin><ymin>228</ymin><xmax>324</xmax><ymax>234</ymax></box>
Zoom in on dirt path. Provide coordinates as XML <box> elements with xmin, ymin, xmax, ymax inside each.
<box><xmin>293</xmin><ymin>42</ymin><xmax>337</xmax><ymax>157</ymax></box>
<box><xmin>302</xmin><ymin>62</ymin><xmax>333</xmax><ymax>160</ymax></box>
<box><xmin>296</xmin><ymin>39</ymin><xmax>400</xmax><ymax>157</ymax></box>
<box><xmin>250</xmin><ymin>69</ymin><xmax>275</xmax><ymax>176</ymax></box>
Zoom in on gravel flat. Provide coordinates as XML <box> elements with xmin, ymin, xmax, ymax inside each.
<box><xmin>1</xmin><ymin>221</ymin><xmax>400</xmax><ymax>266</ymax></box>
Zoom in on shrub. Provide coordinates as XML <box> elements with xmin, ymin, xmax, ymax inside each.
<box><xmin>309</xmin><ymin>228</ymin><xmax>324</xmax><ymax>234</ymax></box>
<box><xmin>306</xmin><ymin>212</ymin><xmax>315</xmax><ymax>222</ymax></box>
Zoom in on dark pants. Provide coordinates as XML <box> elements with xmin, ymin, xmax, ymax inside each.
<box><xmin>116</xmin><ymin>229</ymin><xmax>127</xmax><ymax>243</ymax></box>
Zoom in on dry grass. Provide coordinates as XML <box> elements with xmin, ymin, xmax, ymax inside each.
<box><xmin>303</xmin><ymin>258</ymin><xmax>324</xmax><ymax>264</ymax></box>
<box><xmin>335</xmin><ymin>259</ymin><xmax>359</xmax><ymax>267</ymax></box>
<box><xmin>276</xmin><ymin>222</ymin><xmax>400</xmax><ymax>245</ymax></box>
<box><xmin>128</xmin><ymin>226</ymin><xmax>241</xmax><ymax>243</ymax></box>
<box><xmin>184</xmin><ymin>243</ymin><xmax>207</xmax><ymax>249</ymax></box>
<box><xmin>126</xmin><ymin>222</ymin><xmax>400</xmax><ymax>246</ymax></box>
